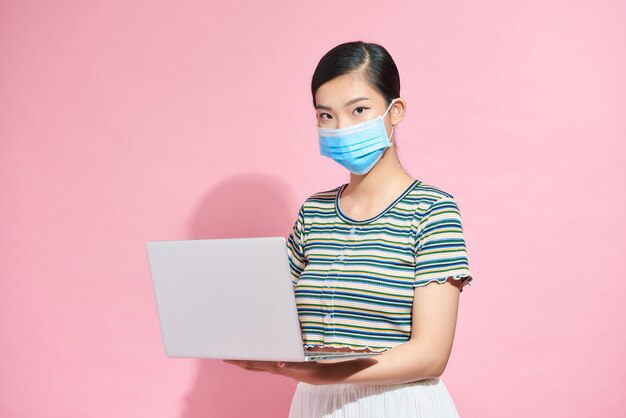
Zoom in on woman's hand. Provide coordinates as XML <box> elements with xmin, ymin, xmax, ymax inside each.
<box><xmin>222</xmin><ymin>359</ymin><xmax>327</xmax><ymax>385</ymax></box>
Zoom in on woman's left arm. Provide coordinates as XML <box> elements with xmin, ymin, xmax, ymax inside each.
<box><xmin>225</xmin><ymin>277</ymin><xmax>464</xmax><ymax>385</ymax></box>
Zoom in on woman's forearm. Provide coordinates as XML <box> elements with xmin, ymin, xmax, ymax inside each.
<box><xmin>317</xmin><ymin>339</ymin><xmax>446</xmax><ymax>385</ymax></box>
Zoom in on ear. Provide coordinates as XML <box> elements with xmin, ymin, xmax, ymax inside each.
<box><xmin>390</xmin><ymin>98</ymin><xmax>407</xmax><ymax>126</ymax></box>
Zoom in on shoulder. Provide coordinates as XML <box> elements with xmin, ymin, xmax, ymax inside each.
<box><xmin>406</xmin><ymin>181</ymin><xmax>462</xmax><ymax>225</ymax></box>
<box><xmin>411</xmin><ymin>180</ymin><xmax>455</xmax><ymax>200</ymax></box>
<box><xmin>299</xmin><ymin>184</ymin><xmax>343</xmax><ymax>210</ymax></box>
<box><xmin>407</xmin><ymin>180</ymin><xmax>457</xmax><ymax>210</ymax></box>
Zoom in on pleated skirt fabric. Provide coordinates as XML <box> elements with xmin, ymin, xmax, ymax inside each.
<box><xmin>288</xmin><ymin>378</ymin><xmax>460</xmax><ymax>418</ymax></box>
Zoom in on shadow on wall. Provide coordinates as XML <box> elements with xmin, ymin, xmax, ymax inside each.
<box><xmin>180</xmin><ymin>173</ymin><xmax>301</xmax><ymax>418</ymax></box>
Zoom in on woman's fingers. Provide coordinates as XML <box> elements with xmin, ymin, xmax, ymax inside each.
<box><xmin>223</xmin><ymin>359</ymin><xmax>323</xmax><ymax>384</ymax></box>
<box><xmin>223</xmin><ymin>359</ymin><xmax>284</xmax><ymax>373</ymax></box>
<box><xmin>277</xmin><ymin>361</ymin><xmax>306</xmax><ymax>371</ymax></box>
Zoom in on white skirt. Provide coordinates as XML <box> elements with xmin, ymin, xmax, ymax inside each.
<box><xmin>288</xmin><ymin>378</ymin><xmax>460</xmax><ymax>418</ymax></box>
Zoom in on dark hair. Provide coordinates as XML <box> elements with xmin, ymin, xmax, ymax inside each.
<box><xmin>311</xmin><ymin>41</ymin><xmax>400</xmax><ymax>108</ymax></box>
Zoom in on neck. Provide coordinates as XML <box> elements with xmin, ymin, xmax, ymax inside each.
<box><xmin>345</xmin><ymin>144</ymin><xmax>414</xmax><ymax>197</ymax></box>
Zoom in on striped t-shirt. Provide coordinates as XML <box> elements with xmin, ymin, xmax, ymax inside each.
<box><xmin>286</xmin><ymin>179</ymin><xmax>473</xmax><ymax>352</ymax></box>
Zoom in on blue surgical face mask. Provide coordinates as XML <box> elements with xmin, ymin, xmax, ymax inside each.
<box><xmin>318</xmin><ymin>99</ymin><xmax>396</xmax><ymax>175</ymax></box>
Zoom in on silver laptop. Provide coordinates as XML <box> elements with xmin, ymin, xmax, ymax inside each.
<box><xmin>146</xmin><ymin>236</ymin><xmax>382</xmax><ymax>362</ymax></box>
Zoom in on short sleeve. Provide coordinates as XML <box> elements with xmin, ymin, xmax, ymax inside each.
<box><xmin>286</xmin><ymin>204</ymin><xmax>307</xmax><ymax>286</ymax></box>
<box><xmin>414</xmin><ymin>197</ymin><xmax>474</xmax><ymax>291</ymax></box>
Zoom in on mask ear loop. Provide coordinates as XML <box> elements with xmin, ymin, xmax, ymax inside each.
<box><xmin>387</xmin><ymin>126</ymin><xmax>396</xmax><ymax>148</ymax></box>
<box><xmin>383</xmin><ymin>99</ymin><xmax>397</xmax><ymax>147</ymax></box>
<box><xmin>382</xmin><ymin>99</ymin><xmax>396</xmax><ymax>118</ymax></box>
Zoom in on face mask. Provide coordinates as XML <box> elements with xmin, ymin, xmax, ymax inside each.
<box><xmin>318</xmin><ymin>99</ymin><xmax>396</xmax><ymax>175</ymax></box>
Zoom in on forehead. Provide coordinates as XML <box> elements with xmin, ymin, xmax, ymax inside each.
<box><xmin>315</xmin><ymin>72</ymin><xmax>383</xmax><ymax>106</ymax></box>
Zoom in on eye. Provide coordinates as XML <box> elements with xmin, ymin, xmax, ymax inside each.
<box><xmin>354</xmin><ymin>107</ymin><xmax>369</xmax><ymax>115</ymax></box>
<box><xmin>319</xmin><ymin>112</ymin><xmax>332</xmax><ymax>120</ymax></box>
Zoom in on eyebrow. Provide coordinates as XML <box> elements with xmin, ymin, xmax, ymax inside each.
<box><xmin>315</xmin><ymin>96</ymin><xmax>371</xmax><ymax>111</ymax></box>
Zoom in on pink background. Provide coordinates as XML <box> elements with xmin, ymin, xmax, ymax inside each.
<box><xmin>1</xmin><ymin>0</ymin><xmax>625</xmax><ymax>417</ymax></box>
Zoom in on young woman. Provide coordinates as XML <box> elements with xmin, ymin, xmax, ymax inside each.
<box><xmin>225</xmin><ymin>41</ymin><xmax>474</xmax><ymax>418</ymax></box>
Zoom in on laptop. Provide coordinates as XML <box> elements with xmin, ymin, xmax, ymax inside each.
<box><xmin>145</xmin><ymin>236</ymin><xmax>382</xmax><ymax>362</ymax></box>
